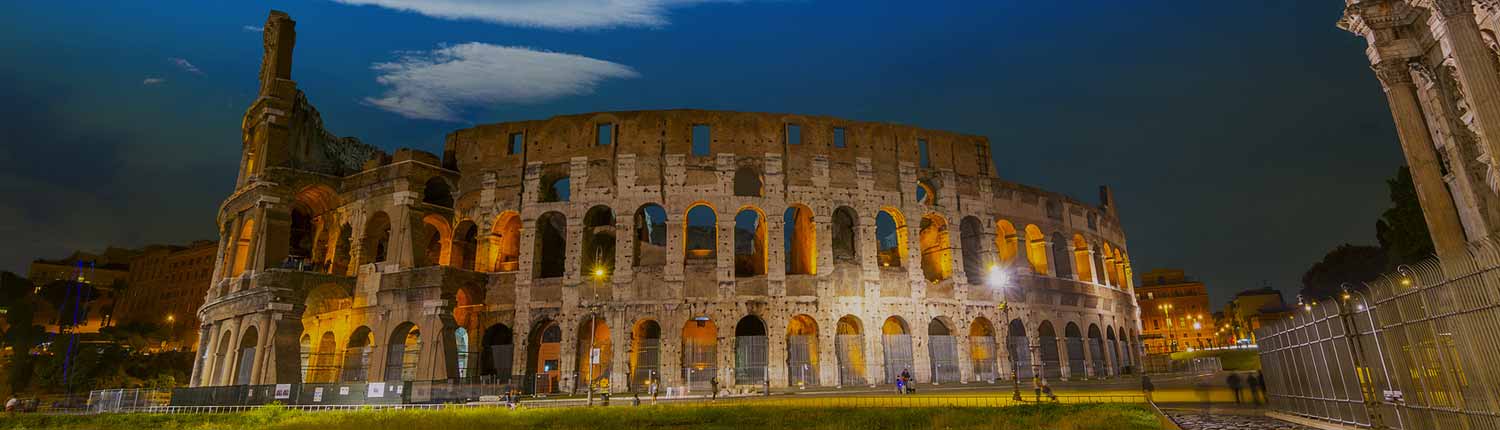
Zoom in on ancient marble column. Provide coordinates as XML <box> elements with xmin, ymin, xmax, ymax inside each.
<box><xmin>1377</xmin><ymin>61</ymin><xmax>1470</xmax><ymax>256</ymax></box>
<box><xmin>1434</xmin><ymin>0</ymin><xmax>1500</xmax><ymax>170</ymax></box>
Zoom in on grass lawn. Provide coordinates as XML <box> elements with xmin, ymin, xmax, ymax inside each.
<box><xmin>0</xmin><ymin>403</ymin><xmax>1163</xmax><ymax>430</ymax></box>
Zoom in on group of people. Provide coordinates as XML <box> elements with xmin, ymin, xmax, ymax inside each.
<box><xmin>1226</xmin><ymin>372</ymin><xmax>1267</xmax><ymax>405</ymax></box>
<box><xmin>893</xmin><ymin>368</ymin><xmax>916</xmax><ymax>394</ymax></box>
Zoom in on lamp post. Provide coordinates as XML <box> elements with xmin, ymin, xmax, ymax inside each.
<box><xmin>987</xmin><ymin>265</ymin><xmax>1023</xmax><ymax>401</ymax></box>
<box><xmin>586</xmin><ymin>267</ymin><xmax>606</xmax><ymax>406</ymax></box>
<box><xmin>1157</xmin><ymin>304</ymin><xmax>1174</xmax><ymax>352</ymax></box>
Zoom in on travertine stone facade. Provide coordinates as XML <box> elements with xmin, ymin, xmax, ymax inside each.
<box><xmin>191</xmin><ymin>11</ymin><xmax>1142</xmax><ymax>394</ymax></box>
<box><xmin>1341</xmin><ymin>0</ymin><xmax>1500</xmax><ymax>258</ymax></box>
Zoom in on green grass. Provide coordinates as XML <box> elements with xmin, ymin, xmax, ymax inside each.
<box><xmin>0</xmin><ymin>402</ymin><xmax>1163</xmax><ymax>430</ymax></box>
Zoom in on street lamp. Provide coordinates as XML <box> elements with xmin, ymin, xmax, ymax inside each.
<box><xmin>1157</xmin><ymin>304</ymin><xmax>1174</xmax><ymax>352</ymax></box>
<box><xmin>586</xmin><ymin>265</ymin><xmax>607</xmax><ymax>406</ymax></box>
<box><xmin>987</xmin><ymin>265</ymin><xmax>1023</xmax><ymax>402</ymax></box>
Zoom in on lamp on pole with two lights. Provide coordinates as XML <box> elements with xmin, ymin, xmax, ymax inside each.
<box><xmin>986</xmin><ymin>264</ymin><xmax>1023</xmax><ymax>401</ymax></box>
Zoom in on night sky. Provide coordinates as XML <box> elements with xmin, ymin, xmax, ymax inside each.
<box><xmin>0</xmin><ymin>1</ymin><xmax>1402</xmax><ymax>307</ymax></box>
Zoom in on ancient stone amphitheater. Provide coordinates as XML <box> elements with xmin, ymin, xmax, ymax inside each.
<box><xmin>189</xmin><ymin>12</ymin><xmax>1141</xmax><ymax>400</ymax></box>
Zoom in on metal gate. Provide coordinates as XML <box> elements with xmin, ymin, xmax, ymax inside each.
<box><xmin>1040</xmin><ymin>337</ymin><xmax>1062</xmax><ymax>379</ymax></box>
<box><xmin>235</xmin><ymin>347</ymin><xmax>256</xmax><ymax>385</ymax></box>
<box><xmin>489</xmin><ymin>344</ymin><xmax>514</xmax><ymax>383</ymax></box>
<box><xmin>386</xmin><ymin>342</ymin><xmax>420</xmax><ymax>382</ymax></box>
<box><xmin>1088</xmin><ymin>338</ymin><xmax>1107</xmax><ymax>377</ymax></box>
<box><xmin>1066</xmin><ymin>338</ymin><xmax>1086</xmax><ymax>378</ymax></box>
<box><xmin>883</xmin><ymin>334</ymin><xmax>914</xmax><ymax>383</ymax></box>
<box><xmin>929</xmin><ymin>335</ymin><xmax>960</xmax><ymax>383</ymax></box>
<box><xmin>970</xmin><ymin>336</ymin><xmax>997</xmax><ymax>382</ymax></box>
<box><xmin>1008</xmin><ymin>336</ymin><xmax>1033</xmax><ymax>380</ymax></box>
<box><xmin>836</xmin><ymin>334</ymin><xmax>866</xmax><ymax>386</ymax></box>
<box><xmin>787</xmin><ymin>335</ymin><xmax>818</xmax><ymax>387</ymax></box>
<box><xmin>735</xmin><ymin>335</ymin><xmax>768</xmax><ymax>385</ymax></box>
<box><xmin>683</xmin><ymin>340</ymin><xmax>717</xmax><ymax>392</ymax></box>
<box><xmin>631</xmin><ymin>338</ymin><xmax>660</xmax><ymax>389</ymax></box>
<box><xmin>1108</xmin><ymin>340</ymin><xmax>1121</xmax><ymax>375</ymax></box>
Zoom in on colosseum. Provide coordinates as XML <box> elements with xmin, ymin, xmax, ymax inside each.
<box><xmin>188</xmin><ymin>11</ymin><xmax>1141</xmax><ymax>401</ymax></box>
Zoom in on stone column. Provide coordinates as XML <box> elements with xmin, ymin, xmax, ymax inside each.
<box><xmin>1435</xmin><ymin>0</ymin><xmax>1500</xmax><ymax>163</ymax></box>
<box><xmin>1080</xmin><ymin>335</ymin><xmax>1095</xmax><ymax>378</ymax></box>
<box><xmin>1377</xmin><ymin>60</ymin><xmax>1470</xmax><ymax>256</ymax></box>
<box><xmin>249</xmin><ymin>313</ymin><xmax>273</xmax><ymax>384</ymax></box>
<box><xmin>956</xmin><ymin>332</ymin><xmax>972</xmax><ymax>384</ymax></box>
<box><xmin>190</xmin><ymin>324</ymin><xmax>215</xmax><ymax>386</ymax></box>
<box><xmin>1056</xmin><ymin>337</ymin><xmax>1071</xmax><ymax>380</ymax></box>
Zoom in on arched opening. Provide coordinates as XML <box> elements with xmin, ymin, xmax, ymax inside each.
<box><xmin>995</xmin><ymin>220</ymin><xmax>1018</xmax><ymax>265</ymax></box>
<box><xmin>629</xmin><ymin>320</ymin><xmax>662</xmax><ymax>389</ymax></box>
<box><xmin>582</xmin><ymin>205</ymin><xmax>616</xmax><ymax>276</ymax></box>
<box><xmin>418</xmin><ymin>214</ymin><xmax>452</xmax><ymax>267</ymax></box>
<box><xmin>783</xmin><ymin>205</ymin><xmax>816</xmax><ymax>275</ymax></box>
<box><xmin>1039</xmin><ymin>321</ymin><xmax>1061</xmax><ymax>380</ymax></box>
<box><xmin>734</xmin><ymin>208</ymin><xmax>767</xmax><ymax>277</ymax></box>
<box><xmin>1072</xmin><ymin>234</ymin><xmax>1093</xmax><ymax>282</ymax></box>
<box><xmin>682</xmin><ymin>316</ymin><xmax>717</xmax><ymax>392</ymax></box>
<box><xmin>1106</xmin><ymin>326</ymin><xmax>1120</xmax><ymax>377</ymax></box>
<box><xmin>455</xmin><ymin>327</ymin><xmax>471</xmax><ymax>379</ymax></box>
<box><xmin>526</xmin><ymin>320</ymin><xmax>562</xmax><ymax>394</ymax></box>
<box><xmin>733</xmin><ymin>166</ymin><xmax>762</xmax><ymax>197</ymax></box>
<box><xmin>685</xmin><ymin>205</ymin><xmax>717</xmax><ymax>261</ymax></box>
<box><xmin>291</xmin><ymin>185</ymin><xmax>338</xmax><ymax>267</ymax></box>
<box><xmin>422</xmin><ymin>177</ymin><xmax>453</xmax><ymax>207</ymax></box>
<box><xmin>234</xmin><ymin>326</ymin><xmax>258</xmax><ymax>385</ymax></box>
<box><xmin>831</xmin><ymin>207</ymin><xmax>858</xmax><ymax>264</ymax></box>
<box><xmin>479</xmin><ymin>323</ymin><xmax>514</xmax><ymax>382</ymax></box>
<box><xmin>916</xmin><ymin>180</ymin><xmax>936</xmax><ymax>206</ymax></box>
<box><xmin>540</xmin><ymin>174</ymin><xmax>570</xmax><ymax>202</ymax></box>
<box><xmin>919</xmin><ymin>213</ymin><xmax>953</xmax><ymax>282</ymax></box>
<box><xmin>787</xmin><ymin>314</ymin><xmax>819</xmax><ymax>387</ymax></box>
<box><xmin>881</xmin><ymin>316</ymin><xmax>913</xmax><ymax>384</ymax></box>
<box><xmin>300</xmin><ymin>334</ymin><xmax>313</xmax><ymax>383</ymax></box>
<box><xmin>969</xmin><ymin>317</ymin><xmax>997</xmax><ymax>382</ymax></box>
<box><xmin>576</xmin><ymin>315</ymin><xmax>612</xmax><ymax>391</ymax></box>
<box><xmin>1024</xmin><ymin>225</ymin><xmax>1047</xmax><ymax>275</ymax></box>
<box><xmin>490</xmin><ymin>212</ymin><xmax>521</xmax><ymax>272</ymax></box>
<box><xmin>835</xmin><ymin>315</ymin><xmax>866</xmax><ymax>387</ymax></box>
<box><xmin>928</xmin><ymin>318</ymin><xmax>959</xmax><ymax>383</ymax></box>
<box><xmin>1065</xmin><ymin>323</ymin><xmax>1085</xmax><ymax>380</ymax></box>
<box><xmin>1007</xmin><ymin>319</ymin><xmax>1032</xmax><ymax>380</ymax></box>
<box><xmin>734</xmin><ymin>315</ymin><xmax>769</xmax><ymax>385</ymax></box>
<box><xmin>302</xmin><ymin>284</ymin><xmax>351</xmax><ymax>382</ymax></box>
<box><xmin>534</xmin><ymin>211</ymin><xmax>567</xmax><ymax>278</ymax></box>
<box><xmin>1099</xmin><ymin>243</ymin><xmax>1115</xmax><ymax>286</ymax></box>
<box><xmin>1050</xmin><ymin>232</ymin><xmax>1072</xmax><ymax>278</ymax></box>
<box><xmin>311</xmin><ymin>332</ymin><xmax>338</xmax><ymax>383</ymax></box>
<box><xmin>290</xmin><ymin>207</ymin><xmax>315</xmax><ymax>262</ymax></box>
<box><xmin>960</xmin><ymin>216</ymin><xmax>985</xmax><ymax>284</ymax></box>
<box><xmin>453</xmin><ymin>221</ymin><xmax>478</xmax><ymax>270</ymax></box>
<box><xmin>214</xmin><ymin>330</ymin><xmax>234</xmax><ymax>385</ymax></box>
<box><xmin>633</xmin><ymin>204</ymin><xmax>668</xmax><ymax>267</ymax></box>
<box><xmin>385</xmin><ymin>322</ymin><xmax>421</xmax><ymax>382</ymax></box>
<box><xmin>362</xmin><ymin>212</ymin><xmax>391</xmax><ymax>265</ymax></box>
<box><xmin>230</xmin><ymin>218</ymin><xmax>255</xmax><ymax>276</ymax></box>
<box><xmin>875</xmin><ymin>208</ymin><xmax>908</xmax><ymax>269</ymax></box>
<box><xmin>343</xmin><ymin>326</ymin><xmax>374</xmax><ymax>382</ymax></box>
<box><xmin>1087</xmin><ymin>324</ymin><xmax>1106</xmax><ymax>377</ymax></box>
<box><xmin>330</xmin><ymin>224</ymin><xmax>352</xmax><ymax>275</ymax></box>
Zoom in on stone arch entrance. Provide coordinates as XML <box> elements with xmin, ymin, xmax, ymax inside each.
<box><xmin>786</xmin><ymin>314</ymin><xmax>819</xmax><ymax>387</ymax></box>
<box><xmin>734</xmin><ymin>315</ymin><xmax>769</xmax><ymax>385</ymax></box>
<box><xmin>835</xmin><ymin>315</ymin><xmax>866</xmax><ymax>387</ymax></box>
<box><xmin>881</xmin><ymin>316</ymin><xmax>913</xmax><ymax>384</ymax></box>
<box><xmin>630</xmin><ymin>319</ymin><xmax>662</xmax><ymax>389</ymax></box>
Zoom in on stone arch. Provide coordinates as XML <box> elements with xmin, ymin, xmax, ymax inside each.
<box><xmin>875</xmin><ymin>208</ymin><xmax>908</xmax><ymax>269</ymax></box>
<box><xmin>330</xmin><ymin>223</ymin><xmax>352</xmax><ymax>275</ymax></box>
<box><xmin>783</xmin><ymin>204</ymin><xmax>816</xmax><ymax>275</ymax></box>
<box><xmin>684</xmin><ymin>204</ymin><xmax>717</xmax><ymax>261</ymax></box>
<box><xmin>1106</xmin><ymin>326</ymin><xmax>1120</xmax><ymax>376</ymax></box>
<box><xmin>1007</xmin><ymin>319</ymin><xmax>1032</xmax><ymax>380</ymax></box>
<box><xmin>1050</xmin><ymin>232</ymin><xmax>1072</xmax><ymax>278</ymax></box>
<box><xmin>540</xmin><ymin>173</ymin><xmax>570</xmax><ymax>203</ymax></box>
<box><xmin>575</xmin><ymin>314</ymin><xmax>612</xmax><ymax>390</ymax></box>
<box><xmin>1087</xmin><ymin>324</ymin><xmax>1106</xmax><ymax>377</ymax></box>
<box><xmin>1114</xmin><ymin>326</ymin><xmax>1131</xmax><ymax>372</ymax></box>
<box><xmin>969</xmin><ymin>317</ymin><xmax>998</xmax><ymax>382</ymax></box>
<box><xmin>960</xmin><ymin>216</ymin><xmax>985</xmax><ymax>284</ymax></box>
<box><xmin>1072</xmin><ymin>234</ymin><xmax>1093</xmax><ymax>282</ymax></box>
<box><xmin>489</xmin><ymin>211</ymin><xmax>521</xmax><ymax>272</ymax></box>
<box><xmin>309</xmin><ymin>331</ymin><xmax>338</xmax><ymax>383</ymax></box>
<box><xmin>534</xmin><ymin>211</ymin><xmax>567</xmax><ymax>278</ymax></box>
<box><xmin>919</xmin><ymin>213</ymin><xmax>953</xmax><ymax>282</ymax></box>
<box><xmin>734</xmin><ymin>207</ymin><xmax>768</xmax><ymax>277</ymax></box>
<box><xmin>291</xmin><ymin>184</ymin><xmax>338</xmax><ymax>262</ymax></box>
<box><xmin>682</xmin><ymin>315</ymin><xmax>718</xmax><ymax>391</ymax></box>
<box><xmin>233</xmin><ymin>326</ymin><xmax>259</xmax><ymax>385</ymax></box>
<box><xmin>1038</xmin><ymin>321</ymin><xmax>1061</xmax><ymax>379</ymax></box>
<box><xmin>994</xmin><ymin>219</ymin><xmax>1019</xmax><ymax>265</ymax></box>
<box><xmin>916</xmin><ymin>179</ymin><xmax>936</xmax><ymax>206</ymax></box>
<box><xmin>1024</xmin><ymin>224</ymin><xmax>1047</xmax><ymax>275</ymax></box>
<box><xmin>422</xmin><ymin>176</ymin><xmax>454</xmax><ymax>207</ymax></box>
<box><xmin>831</xmin><ymin>206</ymin><xmax>858</xmax><ymax>264</ymax></box>
<box><xmin>733</xmin><ymin>165</ymin><xmax>762</xmax><ymax>197</ymax></box>
<box><xmin>835</xmin><ymin>315</ymin><xmax>867</xmax><ymax>386</ymax></box>
<box><xmin>1099</xmin><ymin>243</ymin><xmax>1116</xmax><ymax>286</ymax></box>
<box><xmin>452</xmin><ymin>220</ymin><xmax>478</xmax><ymax>270</ymax></box>
<box><xmin>928</xmin><ymin>317</ymin><xmax>959</xmax><ymax>383</ymax></box>
<box><xmin>1065</xmin><ymin>322</ymin><xmax>1085</xmax><ymax>379</ymax></box>
<box><xmin>629</xmin><ymin>319</ymin><xmax>662</xmax><ymax>389</ymax></box>
<box><xmin>734</xmin><ymin>314</ymin><xmax>769</xmax><ymax>384</ymax></box>
<box><xmin>299</xmin><ymin>333</ymin><xmax>313</xmax><ymax>383</ymax></box>
<box><xmin>581</xmin><ymin>205</ymin><xmax>616</xmax><ymax>275</ymax></box>
<box><xmin>479</xmin><ymin>323</ymin><xmax>514</xmax><ymax>382</ymax></box>
<box><xmin>385</xmin><ymin>322</ymin><xmax>421</xmax><ymax>382</ymax></box>
<box><xmin>343</xmin><ymin>326</ymin><xmax>374</xmax><ymax>382</ymax></box>
<box><xmin>526</xmin><ymin>319</ymin><xmax>563</xmax><ymax>393</ymax></box>
<box><xmin>633</xmin><ymin>203</ymin><xmax>668</xmax><ymax>267</ymax></box>
<box><xmin>211</xmin><ymin>329</ymin><xmax>235</xmax><ymax>385</ymax></box>
<box><xmin>881</xmin><ymin>316</ymin><xmax>913</xmax><ymax>383</ymax></box>
<box><xmin>418</xmin><ymin>213</ymin><xmax>453</xmax><ymax>267</ymax></box>
<box><xmin>455</xmin><ymin>326</ymin><xmax>471</xmax><ymax>379</ymax></box>
<box><xmin>362</xmin><ymin>212</ymin><xmax>391</xmax><ymax>265</ymax></box>
<box><xmin>230</xmin><ymin>217</ymin><xmax>256</xmax><ymax>276</ymax></box>
<box><xmin>786</xmin><ymin>314</ymin><xmax>819</xmax><ymax>387</ymax></box>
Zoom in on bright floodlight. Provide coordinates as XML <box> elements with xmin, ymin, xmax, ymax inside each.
<box><xmin>986</xmin><ymin>265</ymin><xmax>1008</xmax><ymax>288</ymax></box>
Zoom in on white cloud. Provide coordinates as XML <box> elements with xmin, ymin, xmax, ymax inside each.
<box><xmin>328</xmin><ymin>0</ymin><xmax>735</xmax><ymax>30</ymax></box>
<box><xmin>243</xmin><ymin>25</ymin><xmax>264</xmax><ymax>32</ymax></box>
<box><xmin>364</xmin><ymin>42</ymin><xmax>639</xmax><ymax>121</ymax></box>
<box><xmin>168</xmin><ymin>57</ymin><xmax>202</xmax><ymax>75</ymax></box>
<box><xmin>142</xmin><ymin>77</ymin><xmax>166</xmax><ymax>85</ymax></box>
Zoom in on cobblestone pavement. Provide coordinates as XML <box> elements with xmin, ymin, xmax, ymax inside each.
<box><xmin>1166</xmin><ymin>411</ymin><xmax>1318</xmax><ymax>430</ymax></box>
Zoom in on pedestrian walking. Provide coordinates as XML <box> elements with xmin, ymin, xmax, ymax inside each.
<box><xmin>1227</xmin><ymin>373</ymin><xmax>1244</xmax><ymax>404</ymax></box>
<box><xmin>895</xmin><ymin>374</ymin><xmax>906</xmax><ymax>394</ymax></box>
<box><xmin>900</xmin><ymin>368</ymin><xmax>912</xmax><ymax>394</ymax></box>
<box><xmin>1249</xmin><ymin>374</ymin><xmax>1265</xmax><ymax>405</ymax></box>
<box><xmin>650</xmin><ymin>380</ymin><xmax>659</xmax><ymax>405</ymax></box>
<box><xmin>1041</xmin><ymin>382</ymin><xmax>1057</xmax><ymax>402</ymax></box>
<box><xmin>710</xmin><ymin>375</ymin><xmax>720</xmax><ymax>400</ymax></box>
<box><xmin>1141</xmin><ymin>375</ymin><xmax>1155</xmax><ymax>402</ymax></box>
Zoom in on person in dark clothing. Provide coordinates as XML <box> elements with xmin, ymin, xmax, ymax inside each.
<box><xmin>1227</xmin><ymin>373</ymin><xmax>1244</xmax><ymax>404</ymax></box>
<box><xmin>710</xmin><ymin>376</ymin><xmax>720</xmax><ymax>400</ymax></box>
<box><xmin>900</xmin><ymin>369</ymin><xmax>912</xmax><ymax>394</ymax></box>
<box><xmin>1141</xmin><ymin>375</ymin><xmax>1156</xmax><ymax>401</ymax></box>
<box><xmin>1248</xmin><ymin>374</ymin><xmax>1264</xmax><ymax>405</ymax></box>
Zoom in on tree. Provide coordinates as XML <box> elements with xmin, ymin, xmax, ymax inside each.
<box><xmin>1376</xmin><ymin>166</ymin><xmax>1435</xmax><ymax>267</ymax></box>
<box><xmin>1301</xmin><ymin>244</ymin><xmax>1388</xmax><ymax>301</ymax></box>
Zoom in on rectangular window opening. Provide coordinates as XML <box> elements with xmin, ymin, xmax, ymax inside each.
<box><xmin>787</xmin><ymin>124</ymin><xmax>801</xmax><ymax>145</ymax></box>
<box><xmin>833</xmin><ymin>127</ymin><xmax>846</xmax><ymax>148</ymax></box>
<box><xmin>918</xmin><ymin>139</ymin><xmax>930</xmax><ymax>167</ymax></box>
<box><xmin>597</xmin><ymin>123</ymin><xmax>613</xmax><ymax>146</ymax></box>
<box><xmin>509</xmin><ymin>133</ymin><xmax>524</xmax><ymax>155</ymax></box>
<box><xmin>692</xmin><ymin>125</ymin><xmax>712</xmax><ymax>156</ymax></box>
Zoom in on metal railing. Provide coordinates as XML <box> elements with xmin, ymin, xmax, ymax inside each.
<box><xmin>1258</xmin><ymin>238</ymin><xmax>1500</xmax><ymax>430</ymax></box>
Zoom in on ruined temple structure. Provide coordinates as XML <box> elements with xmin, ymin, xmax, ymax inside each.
<box><xmin>1341</xmin><ymin>0</ymin><xmax>1500</xmax><ymax>259</ymax></box>
<box><xmin>191</xmin><ymin>11</ymin><xmax>1141</xmax><ymax>394</ymax></box>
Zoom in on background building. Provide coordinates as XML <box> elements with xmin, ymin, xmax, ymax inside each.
<box><xmin>115</xmin><ymin>240</ymin><xmax>218</xmax><ymax>350</ymax></box>
<box><xmin>25</xmin><ymin>248</ymin><xmax>136</xmax><ymax>334</ymax></box>
<box><xmin>1216</xmin><ymin>286</ymin><xmax>1290</xmax><ymax>346</ymax></box>
<box><xmin>1136</xmin><ymin>269</ymin><xmax>1214</xmax><ymax>353</ymax></box>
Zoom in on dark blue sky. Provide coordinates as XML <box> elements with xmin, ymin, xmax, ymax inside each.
<box><xmin>0</xmin><ymin>1</ymin><xmax>1401</xmax><ymax>307</ymax></box>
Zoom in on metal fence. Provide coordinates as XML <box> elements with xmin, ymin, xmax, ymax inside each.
<box><xmin>1258</xmin><ymin>239</ymin><xmax>1500</xmax><ymax>430</ymax></box>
